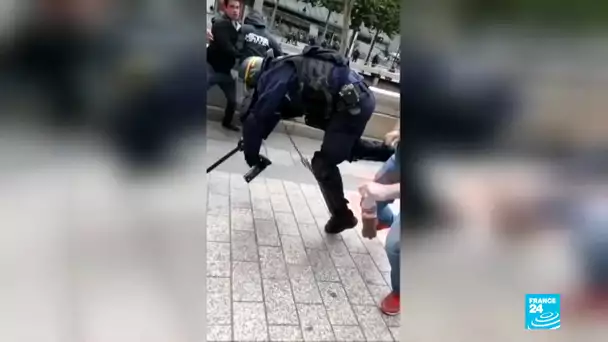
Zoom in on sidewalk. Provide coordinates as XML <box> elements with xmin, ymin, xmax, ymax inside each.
<box><xmin>206</xmin><ymin>122</ymin><xmax>400</xmax><ymax>341</ymax></box>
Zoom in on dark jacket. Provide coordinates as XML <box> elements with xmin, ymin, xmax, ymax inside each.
<box><xmin>238</xmin><ymin>11</ymin><xmax>283</xmax><ymax>60</ymax></box>
<box><xmin>241</xmin><ymin>51</ymin><xmax>370</xmax><ymax>160</ymax></box>
<box><xmin>207</xmin><ymin>13</ymin><xmax>239</xmax><ymax>73</ymax></box>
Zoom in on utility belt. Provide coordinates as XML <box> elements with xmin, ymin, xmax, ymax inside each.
<box><xmin>335</xmin><ymin>81</ymin><xmax>367</xmax><ymax>116</ymax></box>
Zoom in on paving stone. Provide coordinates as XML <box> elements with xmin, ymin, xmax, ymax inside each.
<box><xmin>336</xmin><ymin>267</ymin><xmax>375</xmax><ymax>306</ymax></box>
<box><xmin>255</xmin><ymin>219</ymin><xmax>280</xmax><ymax>246</ymax></box>
<box><xmin>207</xmin><ymin>193</ymin><xmax>230</xmax><ymax>216</ymax></box>
<box><xmin>270</xmin><ymin>193</ymin><xmax>293</xmax><ymax>213</ymax></box>
<box><xmin>352</xmin><ymin>253</ymin><xmax>388</xmax><ymax>286</ymax></box>
<box><xmin>207</xmin><ymin>277</ymin><xmax>231</xmax><ymax>325</ymax></box>
<box><xmin>307</xmin><ymin>249</ymin><xmax>339</xmax><ymax>282</ymax></box>
<box><xmin>383</xmin><ymin>313</ymin><xmax>401</xmax><ymax>328</ymax></box>
<box><xmin>207</xmin><ymin>242</ymin><xmax>230</xmax><ymax>277</ymax></box>
<box><xmin>288</xmin><ymin>265</ymin><xmax>322</xmax><ymax>304</ymax></box>
<box><xmin>332</xmin><ymin>325</ymin><xmax>366</xmax><ymax>342</ymax></box>
<box><xmin>230</xmin><ymin>190</ymin><xmax>252</xmax><ymax>209</ymax></box>
<box><xmin>232</xmin><ymin>261</ymin><xmax>263</xmax><ymax>302</ymax></box>
<box><xmin>326</xmin><ymin>239</ymin><xmax>355</xmax><ymax>268</ymax></box>
<box><xmin>208</xmin><ymin>174</ymin><xmax>230</xmax><ymax>195</ymax></box>
<box><xmin>381</xmin><ymin>272</ymin><xmax>392</xmax><ymax>287</ymax></box>
<box><xmin>317</xmin><ymin>282</ymin><xmax>358</xmax><ymax>325</ymax></box>
<box><xmin>298</xmin><ymin>223</ymin><xmax>326</xmax><ymax>250</ymax></box>
<box><xmin>341</xmin><ymin>229</ymin><xmax>369</xmax><ymax>254</ymax></box>
<box><xmin>263</xmin><ymin>278</ymin><xmax>299</xmax><ymax>325</ymax></box>
<box><xmin>296</xmin><ymin>304</ymin><xmax>335</xmax><ymax>342</ymax></box>
<box><xmin>281</xmin><ymin>235</ymin><xmax>309</xmax><ymax>265</ymax></box>
<box><xmin>266</xmin><ymin>178</ymin><xmax>286</xmax><ymax>194</ymax></box>
<box><xmin>353</xmin><ymin>305</ymin><xmax>394</xmax><ymax>342</ymax></box>
<box><xmin>249</xmin><ymin>182</ymin><xmax>270</xmax><ymax>200</ymax></box>
<box><xmin>207</xmin><ymin>215</ymin><xmax>230</xmax><ymax>242</ymax></box>
<box><xmin>253</xmin><ymin>199</ymin><xmax>274</xmax><ymax>220</ymax></box>
<box><xmin>363</xmin><ymin>239</ymin><xmax>392</xmax><ymax>272</ymax></box>
<box><xmin>207</xmin><ymin>326</ymin><xmax>232</xmax><ymax>342</ymax></box>
<box><xmin>389</xmin><ymin>326</ymin><xmax>399</xmax><ymax>341</ymax></box>
<box><xmin>259</xmin><ymin>246</ymin><xmax>288</xmax><ymax>279</ymax></box>
<box><xmin>231</xmin><ymin>208</ymin><xmax>254</xmax><ymax>231</ymax></box>
<box><xmin>230</xmin><ymin>173</ymin><xmax>249</xmax><ymax>189</ymax></box>
<box><xmin>274</xmin><ymin>212</ymin><xmax>300</xmax><ymax>236</ymax></box>
<box><xmin>367</xmin><ymin>284</ymin><xmax>392</xmax><ymax>306</ymax></box>
<box><xmin>268</xmin><ymin>326</ymin><xmax>303</xmax><ymax>342</ymax></box>
<box><xmin>233</xmin><ymin>302</ymin><xmax>268</xmax><ymax>341</ymax></box>
<box><xmin>231</xmin><ymin>230</ymin><xmax>258</xmax><ymax>262</ymax></box>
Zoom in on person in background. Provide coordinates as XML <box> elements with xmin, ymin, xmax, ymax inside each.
<box><xmin>352</xmin><ymin>48</ymin><xmax>360</xmax><ymax>63</ymax></box>
<box><xmin>237</xmin><ymin>10</ymin><xmax>283</xmax><ymax>61</ymax></box>
<box><xmin>359</xmin><ymin>126</ymin><xmax>401</xmax><ymax>315</ymax></box>
<box><xmin>207</xmin><ymin>0</ymin><xmax>241</xmax><ymax>131</ymax></box>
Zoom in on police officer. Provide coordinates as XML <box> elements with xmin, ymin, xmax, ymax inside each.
<box><xmin>237</xmin><ymin>10</ymin><xmax>283</xmax><ymax>61</ymax></box>
<box><xmin>237</xmin><ymin>46</ymin><xmax>376</xmax><ymax>234</ymax></box>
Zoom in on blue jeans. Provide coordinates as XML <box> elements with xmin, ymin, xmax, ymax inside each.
<box><xmin>385</xmin><ymin>213</ymin><xmax>400</xmax><ymax>294</ymax></box>
<box><xmin>376</xmin><ymin>153</ymin><xmax>398</xmax><ymax>225</ymax></box>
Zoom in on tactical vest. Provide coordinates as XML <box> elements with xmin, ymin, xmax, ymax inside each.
<box><xmin>273</xmin><ymin>47</ymin><xmax>349</xmax><ymax>128</ymax></box>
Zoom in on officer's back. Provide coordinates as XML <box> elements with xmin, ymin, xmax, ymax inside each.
<box><xmin>239</xmin><ymin>11</ymin><xmax>282</xmax><ymax>60</ymax></box>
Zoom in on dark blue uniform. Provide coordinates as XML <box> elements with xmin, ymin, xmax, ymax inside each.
<box><xmin>242</xmin><ymin>56</ymin><xmax>376</xmax><ymax>233</ymax></box>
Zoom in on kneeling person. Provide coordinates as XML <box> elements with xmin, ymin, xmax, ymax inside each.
<box><xmin>238</xmin><ymin>46</ymin><xmax>376</xmax><ymax>234</ymax></box>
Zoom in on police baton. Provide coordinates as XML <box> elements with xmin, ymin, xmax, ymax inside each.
<box><xmin>206</xmin><ymin>139</ymin><xmax>272</xmax><ymax>183</ymax></box>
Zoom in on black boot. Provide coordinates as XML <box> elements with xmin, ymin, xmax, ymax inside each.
<box><xmin>324</xmin><ymin>209</ymin><xmax>358</xmax><ymax>235</ymax></box>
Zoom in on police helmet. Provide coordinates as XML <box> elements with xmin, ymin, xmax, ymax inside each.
<box><xmin>238</xmin><ymin>56</ymin><xmax>264</xmax><ymax>89</ymax></box>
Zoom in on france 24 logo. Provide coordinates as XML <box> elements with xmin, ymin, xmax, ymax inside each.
<box><xmin>525</xmin><ymin>294</ymin><xmax>561</xmax><ymax>330</ymax></box>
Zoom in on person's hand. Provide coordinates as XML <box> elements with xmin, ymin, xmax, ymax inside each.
<box><xmin>207</xmin><ymin>28</ymin><xmax>213</xmax><ymax>42</ymax></box>
<box><xmin>384</xmin><ymin>129</ymin><xmax>399</xmax><ymax>147</ymax></box>
<box><xmin>358</xmin><ymin>182</ymin><xmax>394</xmax><ymax>202</ymax></box>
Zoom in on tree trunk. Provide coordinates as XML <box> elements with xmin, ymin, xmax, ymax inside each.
<box><xmin>322</xmin><ymin>11</ymin><xmax>331</xmax><ymax>39</ymax></box>
<box><xmin>339</xmin><ymin>0</ymin><xmax>353</xmax><ymax>55</ymax></box>
<box><xmin>365</xmin><ymin>30</ymin><xmax>380</xmax><ymax>64</ymax></box>
<box><xmin>270</xmin><ymin>0</ymin><xmax>280</xmax><ymax>28</ymax></box>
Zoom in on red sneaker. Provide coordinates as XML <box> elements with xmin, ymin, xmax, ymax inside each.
<box><xmin>380</xmin><ymin>292</ymin><xmax>400</xmax><ymax>316</ymax></box>
<box><xmin>376</xmin><ymin>222</ymin><xmax>391</xmax><ymax>231</ymax></box>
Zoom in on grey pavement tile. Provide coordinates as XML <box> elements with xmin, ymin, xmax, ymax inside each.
<box><xmin>266</xmin><ymin>147</ymin><xmax>295</xmax><ymax>166</ymax></box>
<box><xmin>288</xmin><ymin>265</ymin><xmax>322</xmax><ymax>304</ymax></box>
<box><xmin>255</xmin><ymin>219</ymin><xmax>281</xmax><ymax>247</ymax></box>
<box><xmin>269</xmin><ymin>326</ymin><xmax>303</xmax><ymax>342</ymax></box>
<box><xmin>270</xmin><ymin>193</ymin><xmax>293</xmax><ymax>213</ymax></box>
<box><xmin>298</xmin><ymin>223</ymin><xmax>326</xmax><ymax>250</ymax></box>
<box><xmin>233</xmin><ymin>302</ymin><xmax>269</xmax><ymax>341</ymax></box>
<box><xmin>230</xmin><ymin>192</ymin><xmax>252</xmax><ymax>210</ymax></box>
<box><xmin>230</xmin><ymin>173</ymin><xmax>249</xmax><ymax>189</ymax></box>
<box><xmin>231</xmin><ymin>230</ymin><xmax>258</xmax><ymax>262</ymax></box>
<box><xmin>266</xmin><ymin>178</ymin><xmax>286</xmax><ymax>194</ymax></box>
<box><xmin>207</xmin><ymin>326</ymin><xmax>232</xmax><ymax>342</ymax></box>
<box><xmin>336</xmin><ymin>267</ymin><xmax>375</xmax><ymax>306</ymax></box>
<box><xmin>232</xmin><ymin>261</ymin><xmax>263</xmax><ymax>302</ymax></box>
<box><xmin>207</xmin><ymin>277</ymin><xmax>231</xmax><ymax>325</ymax></box>
<box><xmin>362</xmin><ymin>239</ymin><xmax>392</xmax><ymax>273</ymax></box>
<box><xmin>249</xmin><ymin>182</ymin><xmax>270</xmax><ymax>200</ymax></box>
<box><xmin>207</xmin><ymin>193</ymin><xmax>230</xmax><ymax>216</ymax></box>
<box><xmin>207</xmin><ymin>215</ymin><xmax>230</xmax><ymax>242</ymax></box>
<box><xmin>281</xmin><ymin>235</ymin><xmax>309</xmax><ymax>265</ymax></box>
<box><xmin>207</xmin><ymin>242</ymin><xmax>231</xmax><ymax>277</ymax></box>
<box><xmin>352</xmin><ymin>253</ymin><xmax>389</xmax><ymax>286</ymax></box>
<box><xmin>292</xmin><ymin>205</ymin><xmax>317</xmax><ymax>224</ymax></box>
<box><xmin>317</xmin><ymin>282</ymin><xmax>358</xmax><ymax>325</ymax></box>
<box><xmin>367</xmin><ymin>284</ymin><xmax>392</xmax><ymax>306</ymax></box>
<box><xmin>383</xmin><ymin>313</ymin><xmax>401</xmax><ymax>328</ymax></box>
<box><xmin>389</xmin><ymin>326</ymin><xmax>399</xmax><ymax>341</ymax></box>
<box><xmin>332</xmin><ymin>325</ymin><xmax>366</xmax><ymax>342</ymax></box>
<box><xmin>259</xmin><ymin>246</ymin><xmax>288</xmax><ymax>279</ymax></box>
<box><xmin>296</xmin><ymin>304</ymin><xmax>335</xmax><ymax>342</ymax></box>
<box><xmin>208</xmin><ymin>174</ymin><xmax>230</xmax><ymax>195</ymax></box>
<box><xmin>307</xmin><ymin>249</ymin><xmax>339</xmax><ymax>282</ymax></box>
<box><xmin>274</xmin><ymin>212</ymin><xmax>300</xmax><ymax>236</ymax></box>
<box><xmin>341</xmin><ymin>229</ymin><xmax>369</xmax><ymax>254</ymax></box>
<box><xmin>231</xmin><ymin>208</ymin><xmax>254</xmax><ymax>231</ymax></box>
<box><xmin>352</xmin><ymin>305</ymin><xmax>394</xmax><ymax>342</ymax></box>
<box><xmin>253</xmin><ymin>199</ymin><xmax>274</xmax><ymax>220</ymax></box>
<box><xmin>263</xmin><ymin>278</ymin><xmax>299</xmax><ymax>325</ymax></box>
<box><xmin>381</xmin><ymin>272</ymin><xmax>392</xmax><ymax>287</ymax></box>
<box><xmin>326</xmin><ymin>239</ymin><xmax>355</xmax><ymax>268</ymax></box>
